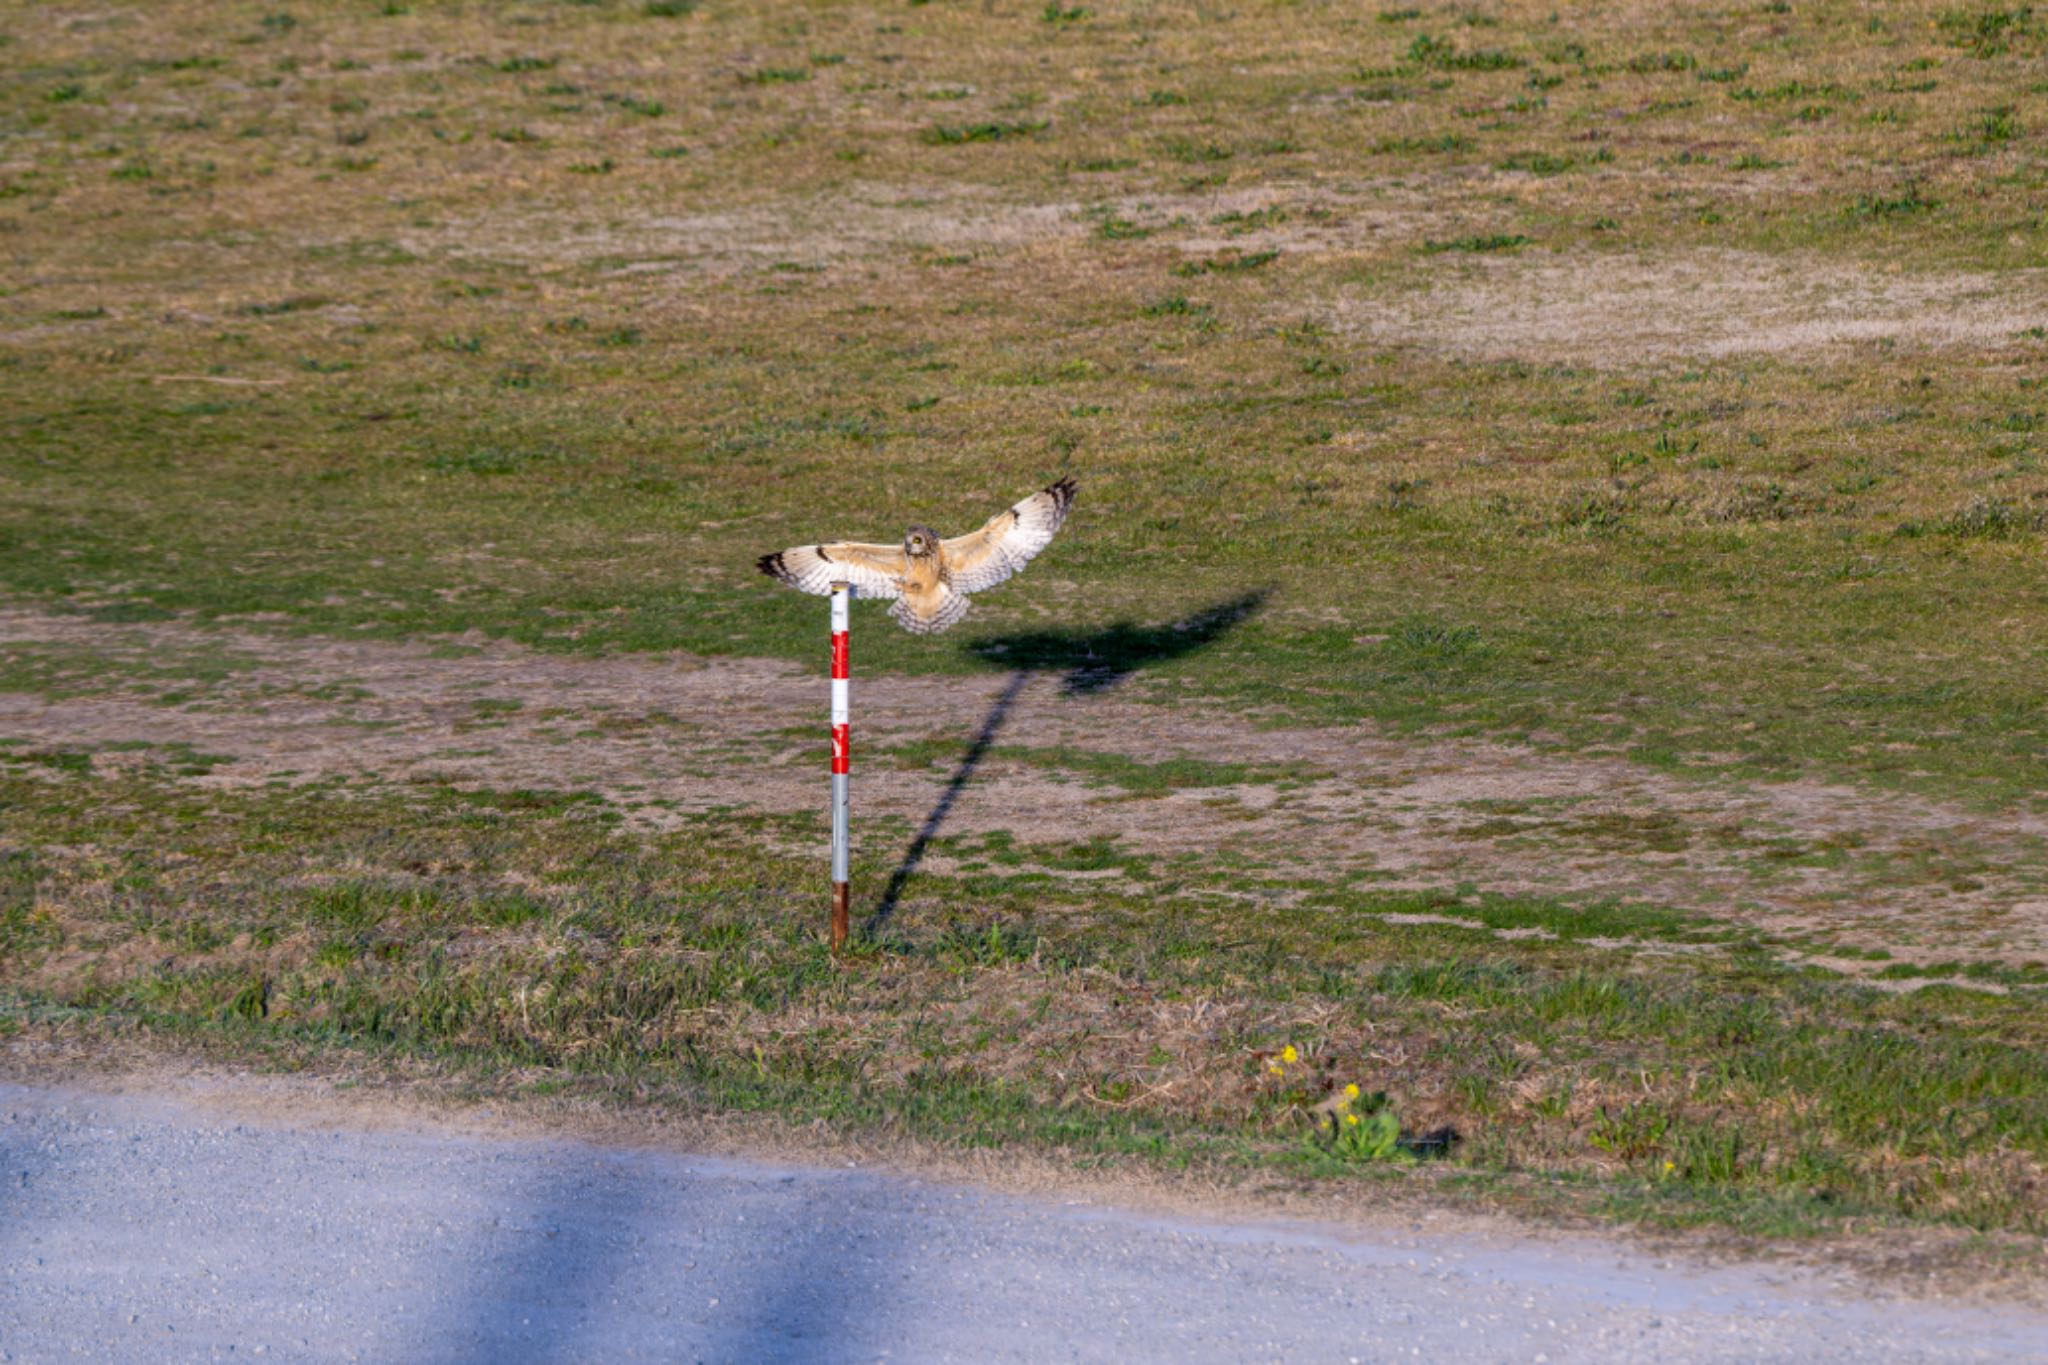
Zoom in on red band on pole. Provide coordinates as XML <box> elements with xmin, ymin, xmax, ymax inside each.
<box><xmin>831</xmin><ymin>723</ymin><xmax>850</xmax><ymax>774</ymax></box>
<box><xmin>831</xmin><ymin>631</ymin><xmax>849</xmax><ymax>679</ymax></box>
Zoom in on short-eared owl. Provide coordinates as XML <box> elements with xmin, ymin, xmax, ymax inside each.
<box><xmin>756</xmin><ymin>477</ymin><xmax>1076</xmax><ymax>634</ymax></box>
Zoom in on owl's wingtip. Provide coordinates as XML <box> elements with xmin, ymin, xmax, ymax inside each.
<box><xmin>756</xmin><ymin>551</ymin><xmax>788</xmax><ymax>581</ymax></box>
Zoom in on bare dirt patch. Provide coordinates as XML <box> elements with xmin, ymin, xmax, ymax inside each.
<box><xmin>397</xmin><ymin>183</ymin><xmax>1080</xmax><ymax>276</ymax></box>
<box><xmin>388</xmin><ymin>180</ymin><xmax>1440</xmax><ymax>277</ymax></box>
<box><xmin>1322</xmin><ymin>250</ymin><xmax>2048</xmax><ymax>365</ymax></box>
<box><xmin>5</xmin><ymin>607</ymin><xmax>2045</xmax><ymax>962</ymax></box>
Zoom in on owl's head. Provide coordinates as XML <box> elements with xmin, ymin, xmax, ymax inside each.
<box><xmin>903</xmin><ymin>525</ymin><xmax>940</xmax><ymax>558</ymax></box>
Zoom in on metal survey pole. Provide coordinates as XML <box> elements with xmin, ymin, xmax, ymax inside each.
<box><xmin>829</xmin><ymin>582</ymin><xmax>852</xmax><ymax>950</ymax></box>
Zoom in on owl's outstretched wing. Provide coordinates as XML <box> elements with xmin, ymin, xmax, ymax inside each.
<box><xmin>756</xmin><ymin>541</ymin><xmax>906</xmax><ymax>599</ymax></box>
<box><xmin>940</xmin><ymin>477</ymin><xmax>1076</xmax><ymax>595</ymax></box>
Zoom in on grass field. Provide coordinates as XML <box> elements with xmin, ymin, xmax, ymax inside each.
<box><xmin>4</xmin><ymin>1</ymin><xmax>2048</xmax><ymax>1274</ymax></box>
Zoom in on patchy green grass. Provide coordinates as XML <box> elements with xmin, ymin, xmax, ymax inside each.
<box><xmin>4</xmin><ymin>0</ymin><xmax>2048</xmax><ymax>1265</ymax></box>
<box><xmin>4</xmin><ymin>763</ymin><xmax>2047</xmax><ymax>1247</ymax></box>
<box><xmin>2</xmin><ymin>1</ymin><xmax>2046</xmax><ymax>805</ymax></box>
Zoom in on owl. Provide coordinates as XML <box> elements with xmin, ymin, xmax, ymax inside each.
<box><xmin>757</xmin><ymin>477</ymin><xmax>1076</xmax><ymax>634</ymax></box>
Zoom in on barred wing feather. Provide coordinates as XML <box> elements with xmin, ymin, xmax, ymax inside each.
<box><xmin>755</xmin><ymin>542</ymin><xmax>905</xmax><ymax>599</ymax></box>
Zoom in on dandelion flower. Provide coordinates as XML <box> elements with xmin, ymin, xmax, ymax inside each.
<box><xmin>1266</xmin><ymin>1063</ymin><xmax>1283</xmax><ymax>1077</ymax></box>
<box><xmin>1345</xmin><ymin>1112</ymin><xmax>1361</xmax><ymax>1126</ymax></box>
<box><xmin>1344</xmin><ymin>1083</ymin><xmax>1360</xmax><ymax>1100</ymax></box>
<box><xmin>1281</xmin><ymin>1045</ymin><xmax>1299</xmax><ymax>1064</ymax></box>
<box><xmin>1663</xmin><ymin>1160</ymin><xmax>1676</xmax><ymax>1174</ymax></box>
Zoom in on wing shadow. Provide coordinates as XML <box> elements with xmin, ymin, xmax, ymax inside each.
<box><xmin>863</xmin><ymin>589</ymin><xmax>1268</xmax><ymax>937</ymax></box>
<box><xmin>965</xmin><ymin>588</ymin><xmax>1270</xmax><ymax>696</ymax></box>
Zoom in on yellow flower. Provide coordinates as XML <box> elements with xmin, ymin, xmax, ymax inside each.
<box><xmin>1281</xmin><ymin>1045</ymin><xmax>1299</xmax><ymax>1064</ymax></box>
<box><xmin>1344</xmin><ymin>1083</ymin><xmax>1361</xmax><ymax>1100</ymax></box>
<box><xmin>1663</xmin><ymin>1160</ymin><xmax>1676</xmax><ymax>1174</ymax></box>
<box><xmin>1345</xmin><ymin>1112</ymin><xmax>1361</xmax><ymax>1126</ymax></box>
<box><xmin>1266</xmin><ymin>1063</ymin><xmax>1283</xmax><ymax>1077</ymax></box>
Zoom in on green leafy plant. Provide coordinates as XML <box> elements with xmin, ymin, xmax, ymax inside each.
<box><xmin>1331</xmin><ymin>1101</ymin><xmax>1405</xmax><ymax>1160</ymax></box>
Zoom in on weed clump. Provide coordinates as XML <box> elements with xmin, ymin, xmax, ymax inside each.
<box><xmin>1963</xmin><ymin>105</ymin><xmax>2019</xmax><ymax>145</ymax></box>
<box><xmin>1422</xmin><ymin>233</ymin><xmax>1530</xmax><ymax>253</ymax></box>
<box><xmin>1497</xmin><ymin>150</ymin><xmax>1574</xmax><ymax>175</ymax></box>
<box><xmin>1140</xmin><ymin>293</ymin><xmax>1202</xmax><ymax>316</ymax></box>
<box><xmin>1937</xmin><ymin>6</ymin><xmax>2040</xmax><ymax>57</ymax></box>
<box><xmin>1172</xmin><ymin>249</ymin><xmax>1278</xmax><ymax>276</ymax></box>
<box><xmin>1264</xmin><ymin>1047</ymin><xmax>1452</xmax><ymax>1162</ymax></box>
<box><xmin>923</xmin><ymin>121</ymin><xmax>1048</xmax><ymax>144</ymax></box>
<box><xmin>1697</xmin><ymin>480</ymin><xmax>1817</xmax><ymax>524</ymax></box>
<box><xmin>1407</xmin><ymin>34</ymin><xmax>1523</xmax><ymax>71</ymax></box>
<box><xmin>1846</xmin><ymin>184</ymin><xmax>1937</xmax><ymax>219</ymax></box>
<box><xmin>1373</xmin><ymin>134</ymin><xmax>1470</xmax><ymax>154</ymax></box>
<box><xmin>1627</xmin><ymin>50</ymin><xmax>1697</xmax><ymax>73</ymax></box>
<box><xmin>1902</xmin><ymin>495</ymin><xmax>2047</xmax><ymax>539</ymax></box>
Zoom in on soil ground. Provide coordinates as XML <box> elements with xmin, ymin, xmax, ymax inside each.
<box><xmin>6</xmin><ymin>606</ymin><xmax>2045</xmax><ymax>967</ymax></box>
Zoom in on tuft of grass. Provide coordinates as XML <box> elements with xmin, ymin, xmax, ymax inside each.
<box><xmin>1627</xmin><ymin>50</ymin><xmax>1697</xmax><ymax>73</ymax></box>
<box><xmin>923</xmin><ymin>121</ymin><xmax>1048</xmax><ymax>144</ymax></box>
<box><xmin>1373</xmin><ymin>134</ymin><xmax>1470</xmax><ymax>154</ymax></box>
<box><xmin>1407</xmin><ymin>34</ymin><xmax>1523</xmax><ymax>71</ymax></box>
<box><xmin>1162</xmin><ymin>137</ymin><xmax>1233</xmax><ymax>163</ymax></box>
<box><xmin>426</xmin><ymin>445</ymin><xmax>560</xmax><ymax>476</ymax></box>
<box><xmin>1937</xmin><ymin>5</ymin><xmax>2040</xmax><ymax>57</ymax></box>
<box><xmin>1422</xmin><ymin>233</ymin><xmax>1531</xmax><ymax>253</ymax></box>
<box><xmin>1963</xmin><ymin>105</ymin><xmax>2019</xmax><ymax>144</ymax></box>
<box><xmin>1900</xmin><ymin>495</ymin><xmax>2046</xmax><ymax>540</ymax></box>
<box><xmin>1498</xmin><ymin>150</ymin><xmax>1575</xmax><ymax>175</ymax></box>
<box><xmin>1172</xmin><ymin>249</ymin><xmax>1278</xmax><ymax>276</ymax></box>
<box><xmin>1140</xmin><ymin>293</ymin><xmax>1201</xmax><ymax>316</ymax></box>
<box><xmin>1846</xmin><ymin>184</ymin><xmax>1938</xmax><ymax>219</ymax></box>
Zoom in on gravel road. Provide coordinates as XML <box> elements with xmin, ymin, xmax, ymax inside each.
<box><xmin>1</xmin><ymin>1081</ymin><xmax>2041</xmax><ymax>1363</ymax></box>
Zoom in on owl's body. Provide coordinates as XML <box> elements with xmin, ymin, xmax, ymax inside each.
<box><xmin>757</xmin><ymin>477</ymin><xmax>1076</xmax><ymax>634</ymax></box>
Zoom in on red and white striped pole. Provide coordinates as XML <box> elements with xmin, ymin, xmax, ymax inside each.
<box><xmin>829</xmin><ymin>581</ymin><xmax>852</xmax><ymax>950</ymax></box>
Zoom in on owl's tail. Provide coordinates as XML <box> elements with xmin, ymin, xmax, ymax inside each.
<box><xmin>891</xmin><ymin>589</ymin><xmax>972</xmax><ymax>635</ymax></box>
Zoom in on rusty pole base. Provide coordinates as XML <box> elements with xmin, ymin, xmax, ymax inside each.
<box><xmin>831</xmin><ymin>881</ymin><xmax>850</xmax><ymax>952</ymax></box>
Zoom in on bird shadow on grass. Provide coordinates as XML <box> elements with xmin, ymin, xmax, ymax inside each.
<box><xmin>964</xmin><ymin>588</ymin><xmax>1272</xmax><ymax>697</ymax></box>
<box><xmin>862</xmin><ymin>589</ymin><xmax>1268</xmax><ymax>938</ymax></box>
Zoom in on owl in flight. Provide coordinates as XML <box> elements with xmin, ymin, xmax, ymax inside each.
<box><xmin>757</xmin><ymin>477</ymin><xmax>1076</xmax><ymax>634</ymax></box>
